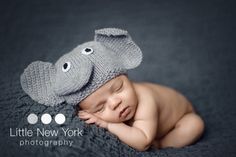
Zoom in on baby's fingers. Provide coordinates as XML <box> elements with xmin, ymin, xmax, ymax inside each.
<box><xmin>78</xmin><ymin>111</ymin><xmax>92</xmax><ymax>120</ymax></box>
<box><xmin>78</xmin><ymin>114</ymin><xmax>89</xmax><ymax>120</ymax></box>
<box><xmin>85</xmin><ymin>117</ymin><xmax>97</xmax><ymax>124</ymax></box>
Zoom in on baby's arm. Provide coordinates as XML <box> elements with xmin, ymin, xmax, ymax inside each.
<box><xmin>108</xmin><ymin>118</ymin><xmax>157</xmax><ymax>151</ymax></box>
<box><xmin>79</xmin><ymin>103</ymin><xmax>157</xmax><ymax>151</ymax></box>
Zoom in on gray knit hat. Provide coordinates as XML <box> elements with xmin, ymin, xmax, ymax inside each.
<box><xmin>20</xmin><ymin>28</ymin><xmax>142</xmax><ymax>106</ymax></box>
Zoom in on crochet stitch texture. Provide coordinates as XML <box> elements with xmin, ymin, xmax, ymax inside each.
<box><xmin>20</xmin><ymin>28</ymin><xmax>142</xmax><ymax>106</ymax></box>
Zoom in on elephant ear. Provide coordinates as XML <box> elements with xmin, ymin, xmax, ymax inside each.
<box><xmin>20</xmin><ymin>61</ymin><xmax>64</xmax><ymax>106</ymax></box>
<box><xmin>94</xmin><ymin>28</ymin><xmax>142</xmax><ymax>69</ymax></box>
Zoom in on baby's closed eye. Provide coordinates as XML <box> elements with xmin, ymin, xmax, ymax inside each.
<box><xmin>95</xmin><ymin>104</ymin><xmax>105</xmax><ymax>113</ymax></box>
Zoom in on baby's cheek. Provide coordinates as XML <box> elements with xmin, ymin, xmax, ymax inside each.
<box><xmin>94</xmin><ymin>113</ymin><xmax>102</xmax><ymax>119</ymax></box>
<box><xmin>95</xmin><ymin>112</ymin><xmax>109</xmax><ymax>121</ymax></box>
<box><xmin>100</xmin><ymin>112</ymin><xmax>119</xmax><ymax>122</ymax></box>
<box><xmin>99</xmin><ymin>113</ymin><xmax>111</xmax><ymax>121</ymax></box>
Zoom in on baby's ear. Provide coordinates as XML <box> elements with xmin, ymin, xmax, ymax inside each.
<box><xmin>94</xmin><ymin>28</ymin><xmax>142</xmax><ymax>69</ymax></box>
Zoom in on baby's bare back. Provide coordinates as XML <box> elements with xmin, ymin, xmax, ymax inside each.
<box><xmin>135</xmin><ymin>82</ymin><xmax>194</xmax><ymax>139</ymax></box>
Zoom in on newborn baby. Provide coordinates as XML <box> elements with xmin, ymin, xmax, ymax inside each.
<box><xmin>78</xmin><ymin>75</ymin><xmax>204</xmax><ymax>151</ymax></box>
<box><xmin>20</xmin><ymin>28</ymin><xmax>204</xmax><ymax>151</ymax></box>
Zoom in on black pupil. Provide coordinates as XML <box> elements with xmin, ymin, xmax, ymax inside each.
<box><xmin>63</xmin><ymin>63</ymin><xmax>68</xmax><ymax>69</ymax></box>
<box><xmin>85</xmin><ymin>48</ymin><xmax>91</xmax><ymax>52</ymax></box>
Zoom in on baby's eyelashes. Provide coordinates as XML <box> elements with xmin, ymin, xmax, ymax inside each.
<box><xmin>95</xmin><ymin>104</ymin><xmax>105</xmax><ymax>113</ymax></box>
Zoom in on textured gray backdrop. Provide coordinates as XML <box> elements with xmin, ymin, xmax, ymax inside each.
<box><xmin>0</xmin><ymin>0</ymin><xmax>235</xmax><ymax>156</ymax></box>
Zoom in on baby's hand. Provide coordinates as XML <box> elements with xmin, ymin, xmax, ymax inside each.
<box><xmin>78</xmin><ymin>111</ymin><xmax>108</xmax><ymax>129</ymax></box>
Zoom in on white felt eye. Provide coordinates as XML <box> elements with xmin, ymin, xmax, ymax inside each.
<box><xmin>62</xmin><ymin>62</ymin><xmax>71</xmax><ymax>72</ymax></box>
<box><xmin>81</xmin><ymin>47</ymin><xmax>93</xmax><ymax>55</ymax></box>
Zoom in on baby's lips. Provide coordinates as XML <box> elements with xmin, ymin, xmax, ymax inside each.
<box><xmin>119</xmin><ymin>107</ymin><xmax>131</xmax><ymax>118</ymax></box>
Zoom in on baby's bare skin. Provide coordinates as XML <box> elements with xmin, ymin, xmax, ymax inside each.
<box><xmin>78</xmin><ymin>75</ymin><xmax>204</xmax><ymax>151</ymax></box>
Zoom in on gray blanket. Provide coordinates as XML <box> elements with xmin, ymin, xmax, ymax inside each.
<box><xmin>0</xmin><ymin>0</ymin><xmax>236</xmax><ymax>156</ymax></box>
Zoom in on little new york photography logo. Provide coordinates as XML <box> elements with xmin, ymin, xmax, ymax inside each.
<box><xmin>9</xmin><ymin>113</ymin><xmax>83</xmax><ymax>147</ymax></box>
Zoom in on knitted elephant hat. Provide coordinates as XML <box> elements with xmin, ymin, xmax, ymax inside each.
<box><xmin>20</xmin><ymin>28</ymin><xmax>142</xmax><ymax>106</ymax></box>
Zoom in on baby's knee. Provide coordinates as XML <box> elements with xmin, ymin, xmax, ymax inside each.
<box><xmin>183</xmin><ymin>113</ymin><xmax>205</xmax><ymax>138</ymax></box>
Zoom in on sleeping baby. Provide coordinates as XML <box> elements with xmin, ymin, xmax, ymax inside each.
<box><xmin>20</xmin><ymin>28</ymin><xmax>204</xmax><ymax>151</ymax></box>
<box><xmin>78</xmin><ymin>75</ymin><xmax>204</xmax><ymax>151</ymax></box>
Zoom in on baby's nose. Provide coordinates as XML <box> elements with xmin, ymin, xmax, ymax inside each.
<box><xmin>107</xmin><ymin>97</ymin><xmax>121</xmax><ymax>110</ymax></box>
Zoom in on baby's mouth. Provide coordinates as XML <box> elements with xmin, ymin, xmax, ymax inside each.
<box><xmin>119</xmin><ymin>106</ymin><xmax>131</xmax><ymax>118</ymax></box>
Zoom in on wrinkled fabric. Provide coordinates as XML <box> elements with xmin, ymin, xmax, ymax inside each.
<box><xmin>0</xmin><ymin>0</ymin><xmax>236</xmax><ymax>157</ymax></box>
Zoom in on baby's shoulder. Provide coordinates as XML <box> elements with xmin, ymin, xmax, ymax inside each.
<box><xmin>133</xmin><ymin>82</ymin><xmax>155</xmax><ymax>99</ymax></box>
<box><xmin>132</xmin><ymin>82</ymin><xmax>158</xmax><ymax>117</ymax></box>
<box><xmin>133</xmin><ymin>82</ymin><xmax>161</xmax><ymax>98</ymax></box>
<box><xmin>132</xmin><ymin>82</ymin><xmax>164</xmax><ymax>109</ymax></box>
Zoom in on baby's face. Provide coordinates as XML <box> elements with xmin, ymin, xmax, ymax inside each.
<box><xmin>79</xmin><ymin>75</ymin><xmax>138</xmax><ymax>123</ymax></box>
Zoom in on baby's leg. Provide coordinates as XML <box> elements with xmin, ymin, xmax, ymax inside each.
<box><xmin>159</xmin><ymin>112</ymin><xmax>204</xmax><ymax>148</ymax></box>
